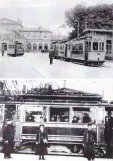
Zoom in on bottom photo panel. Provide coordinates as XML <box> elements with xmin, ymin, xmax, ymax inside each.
<box><xmin>0</xmin><ymin>79</ymin><xmax>113</xmax><ymax>161</ymax></box>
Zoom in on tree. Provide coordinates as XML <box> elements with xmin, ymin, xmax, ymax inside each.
<box><xmin>65</xmin><ymin>4</ymin><xmax>113</xmax><ymax>39</ymax></box>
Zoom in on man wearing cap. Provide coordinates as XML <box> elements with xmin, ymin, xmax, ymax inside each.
<box><xmin>83</xmin><ymin>122</ymin><xmax>97</xmax><ymax>161</ymax></box>
<box><xmin>104</xmin><ymin>111</ymin><xmax>113</xmax><ymax>158</ymax></box>
<box><xmin>2</xmin><ymin>120</ymin><xmax>15</xmax><ymax>159</ymax></box>
<box><xmin>49</xmin><ymin>47</ymin><xmax>54</xmax><ymax>65</ymax></box>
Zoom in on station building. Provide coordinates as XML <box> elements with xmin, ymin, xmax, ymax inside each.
<box><xmin>20</xmin><ymin>27</ymin><xmax>52</xmax><ymax>52</ymax></box>
<box><xmin>81</xmin><ymin>29</ymin><xmax>113</xmax><ymax>60</ymax></box>
<box><xmin>0</xmin><ymin>18</ymin><xmax>53</xmax><ymax>53</ymax></box>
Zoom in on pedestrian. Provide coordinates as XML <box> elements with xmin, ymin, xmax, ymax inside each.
<box><xmin>2</xmin><ymin>120</ymin><xmax>15</xmax><ymax>159</ymax></box>
<box><xmin>49</xmin><ymin>47</ymin><xmax>53</xmax><ymax>65</ymax></box>
<box><xmin>83</xmin><ymin>122</ymin><xmax>97</xmax><ymax>161</ymax></box>
<box><xmin>104</xmin><ymin>111</ymin><xmax>113</xmax><ymax>158</ymax></box>
<box><xmin>2</xmin><ymin>45</ymin><xmax>4</xmax><ymax>57</ymax></box>
<box><xmin>36</xmin><ymin>124</ymin><xmax>48</xmax><ymax>160</ymax></box>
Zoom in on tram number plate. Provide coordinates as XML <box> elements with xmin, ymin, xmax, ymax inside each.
<box><xmin>49</xmin><ymin>137</ymin><xmax>82</xmax><ymax>141</ymax></box>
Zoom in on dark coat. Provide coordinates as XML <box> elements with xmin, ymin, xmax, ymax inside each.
<box><xmin>2</xmin><ymin>124</ymin><xmax>15</xmax><ymax>154</ymax></box>
<box><xmin>36</xmin><ymin>130</ymin><xmax>48</xmax><ymax>155</ymax></box>
<box><xmin>49</xmin><ymin>50</ymin><xmax>53</xmax><ymax>58</ymax></box>
<box><xmin>104</xmin><ymin>116</ymin><xmax>113</xmax><ymax>143</ymax></box>
<box><xmin>83</xmin><ymin>129</ymin><xmax>96</xmax><ymax>159</ymax></box>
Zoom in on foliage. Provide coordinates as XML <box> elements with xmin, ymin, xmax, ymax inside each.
<box><xmin>65</xmin><ymin>4</ymin><xmax>113</xmax><ymax>39</ymax></box>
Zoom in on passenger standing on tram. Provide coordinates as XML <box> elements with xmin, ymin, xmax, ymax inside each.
<box><xmin>83</xmin><ymin>122</ymin><xmax>97</xmax><ymax>161</ymax></box>
<box><xmin>104</xmin><ymin>111</ymin><xmax>113</xmax><ymax>158</ymax></box>
<box><xmin>49</xmin><ymin>47</ymin><xmax>53</xmax><ymax>65</ymax></box>
<box><xmin>36</xmin><ymin>125</ymin><xmax>48</xmax><ymax>160</ymax></box>
<box><xmin>2</xmin><ymin>120</ymin><xmax>15</xmax><ymax>159</ymax></box>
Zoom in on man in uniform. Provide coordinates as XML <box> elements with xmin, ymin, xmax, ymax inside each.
<box><xmin>83</xmin><ymin>122</ymin><xmax>97</xmax><ymax>161</ymax></box>
<box><xmin>104</xmin><ymin>111</ymin><xmax>113</xmax><ymax>158</ymax></box>
<box><xmin>3</xmin><ymin>120</ymin><xmax>15</xmax><ymax>159</ymax></box>
<box><xmin>49</xmin><ymin>47</ymin><xmax>53</xmax><ymax>65</ymax></box>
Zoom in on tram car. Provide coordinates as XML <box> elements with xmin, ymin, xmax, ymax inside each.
<box><xmin>55</xmin><ymin>36</ymin><xmax>106</xmax><ymax>66</ymax></box>
<box><xmin>7</xmin><ymin>41</ymin><xmax>24</xmax><ymax>57</ymax></box>
<box><xmin>0</xmin><ymin>89</ymin><xmax>112</xmax><ymax>156</ymax></box>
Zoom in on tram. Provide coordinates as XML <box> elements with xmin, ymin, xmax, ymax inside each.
<box><xmin>0</xmin><ymin>88</ymin><xmax>112</xmax><ymax>156</ymax></box>
<box><xmin>53</xmin><ymin>36</ymin><xmax>106</xmax><ymax>66</ymax></box>
<box><xmin>7</xmin><ymin>41</ymin><xmax>24</xmax><ymax>57</ymax></box>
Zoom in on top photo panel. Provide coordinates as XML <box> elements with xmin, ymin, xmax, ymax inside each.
<box><xmin>0</xmin><ymin>0</ymin><xmax>113</xmax><ymax>79</ymax></box>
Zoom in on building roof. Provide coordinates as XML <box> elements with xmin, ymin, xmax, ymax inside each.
<box><xmin>0</xmin><ymin>18</ymin><xmax>23</xmax><ymax>27</ymax></box>
<box><xmin>20</xmin><ymin>26</ymin><xmax>52</xmax><ymax>33</ymax></box>
<box><xmin>83</xmin><ymin>28</ymin><xmax>113</xmax><ymax>33</ymax></box>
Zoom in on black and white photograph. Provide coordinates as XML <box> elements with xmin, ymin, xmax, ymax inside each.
<box><xmin>0</xmin><ymin>79</ymin><xmax>112</xmax><ymax>161</ymax></box>
<box><xmin>0</xmin><ymin>0</ymin><xmax>113</xmax><ymax>161</ymax></box>
<box><xmin>0</xmin><ymin>0</ymin><xmax>113</xmax><ymax>78</ymax></box>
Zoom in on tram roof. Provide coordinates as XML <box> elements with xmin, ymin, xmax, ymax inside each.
<box><xmin>71</xmin><ymin>36</ymin><xmax>93</xmax><ymax>42</ymax></box>
<box><xmin>82</xmin><ymin>28</ymin><xmax>113</xmax><ymax>34</ymax></box>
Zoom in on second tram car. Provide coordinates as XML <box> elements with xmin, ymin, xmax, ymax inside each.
<box><xmin>0</xmin><ymin>89</ymin><xmax>111</xmax><ymax>156</ymax></box>
<box><xmin>7</xmin><ymin>41</ymin><xmax>24</xmax><ymax>57</ymax></box>
<box><xmin>54</xmin><ymin>36</ymin><xmax>106</xmax><ymax>66</ymax></box>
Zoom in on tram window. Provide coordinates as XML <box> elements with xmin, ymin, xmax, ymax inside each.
<box><xmin>25</xmin><ymin>106</ymin><xmax>47</xmax><ymax>122</ymax></box>
<box><xmin>68</xmin><ymin>44</ymin><xmax>70</xmax><ymax>49</ymax></box>
<box><xmin>72</xmin><ymin>45</ymin><xmax>75</xmax><ymax>50</ymax></box>
<box><xmin>79</xmin><ymin>44</ymin><xmax>83</xmax><ymax>51</ymax></box>
<box><xmin>72</xmin><ymin>107</ymin><xmax>96</xmax><ymax>124</ymax></box>
<box><xmin>50</xmin><ymin>107</ymin><xmax>69</xmax><ymax>122</ymax></box>
<box><xmin>99</xmin><ymin>42</ymin><xmax>101</xmax><ymax>51</ymax></box>
<box><xmin>75</xmin><ymin>44</ymin><xmax>79</xmax><ymax>51</ymax></box>
<box><xmin>88</xmin><ymin>42</ymin><xmax>91</xmax><ymax>51</ymax></box>
<box><xmin>102</xmin><ymin>42</ymin><xmax>104</xmax><ymax>51</ymax></box>
<box><xmin>93</xmin><ymin>42</ymin><xmax>98</xmax><ymax>50</ymax></box>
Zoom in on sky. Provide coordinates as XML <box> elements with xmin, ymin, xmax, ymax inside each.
<box><xmin>0</xmin><ymin>0</ymin><xmax>113</xmax><ymax>36</ymax></box>
<box><xmin>5</xmin><ymin>79</ymin><xmax>113</xmax><ymax>102</ymax></box>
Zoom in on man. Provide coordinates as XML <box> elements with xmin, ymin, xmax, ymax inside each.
<box><xmin>104</xmin><ymin>111</ymin><xmax>113</xmax><ymax>158</ymax></box>
<box><xmin>3</xmin><ymin>120</ymin><xmax>14</xmax><ymax>159</ymax></box>
<box><xmin>2</xmin><ymin>45</ymin><xmax>4</xmax><ymax>57</ymax></box>
<box><xmin>49</xmin><ymin>47</ymin><xmax>53</xmax><ymax>65</ymax></box>
<box><xmin>72</xmin><ymin>116</ymin><xmax>79</xmax><ymax>123</ymax></box>
<box><xmin>83</xmin><ymin>122</ymin><xmax>97</xmax><ymax>161</ymax></box>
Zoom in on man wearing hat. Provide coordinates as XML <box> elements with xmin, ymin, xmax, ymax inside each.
<box><xmin>2</xmin><ymin>120</ymin><xmax>15</xmax><ymax>159</ymax></box>
<box><xmin>83</xmin><ymin>122</ymin><xmax>97</xmax><ymax>161</ymax></box>
<box><xmin>104</xmin><ymin>111</ymin><xmax>113</xmax><ymax>158</ymax></box>
<box><xmin>49</xmin><ymin>47</ymin><xmax>54</xmax><ymax>65</ymax></box>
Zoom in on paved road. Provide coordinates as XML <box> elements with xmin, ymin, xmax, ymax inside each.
<box><xmin>0</xmin><ymin>52</ymin><xmax>113</xmax><ymax>78</ymax></box>
<box><xmin>0</xmin><ymin>153</ymin><xmax>112</xmax><ymax>161</ymax></box>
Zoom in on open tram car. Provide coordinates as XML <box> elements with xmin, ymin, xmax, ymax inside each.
<box><xmin>0</xmin><ymin>88</ymin><xmax>112</xmax><ymax>156</ymax></box>
<box><xmin>52</xmin><ymin>36</ymin><xmax>106</xmax><ymax>66</ymax></box>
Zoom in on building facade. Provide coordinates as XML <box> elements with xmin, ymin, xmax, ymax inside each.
<box><xmin>20</xmin><ymin>27</ymin><xmax>52</xmax><ymax>51</ymax></box>
<box><xmin>81</xmin><ymin>29</ymin><xmax>113</xmax><ymax>59</ymax></box>
<box><xmin>0</xmin><ymin>18</ymin><xmax>53</xmax><ymax>53</ymax></box>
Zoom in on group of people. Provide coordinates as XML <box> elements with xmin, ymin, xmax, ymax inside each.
<box><xmin>2</xmin><ymin>111</ymin><xmax>113</xmax><ymax>160</ymax></box>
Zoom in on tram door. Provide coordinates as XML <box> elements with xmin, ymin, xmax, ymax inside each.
<box><xmin>65</xmin><ymin>44</ymin><xmax>67</xmax><ymax>58</ymax></box>
<box><xmin>0</xmin><ymin>104</ymin><xmax>5</xmax><ymax>143</ymax></box>
<box><xmin>84</xmin><ymin>41</ymin><xmax>88</xmax><ymax>62</ymax></box>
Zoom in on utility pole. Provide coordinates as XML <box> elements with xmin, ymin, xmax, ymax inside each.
<box><xmin>63</xmin><ymin>80</ymin><xmax>66</xmax><ymax>88</ymax></box>
<box><xmin>77</xmin><ymin>20</ymin><xmax>80</xmax><ymax>38</ymax></box>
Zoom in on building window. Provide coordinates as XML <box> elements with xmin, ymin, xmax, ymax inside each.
<box><xmin>27</xmin><ymin>43</ymin><xmax>31</xmax><ymax>50</ymax></box>
<box><xmin>33</xmin><ymin>43</ymin><xmax>37</xmax><ymax>50</ymax></box>
<box><xmin>39</xmin><ymin>44</ymin><xmax>42</xmax><ymax>50</ymax></box>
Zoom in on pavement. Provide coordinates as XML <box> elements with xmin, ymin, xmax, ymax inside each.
<box><xmin>0</xmin><ymin>153</ymin><xmax>112</xmax><ymax>161</ymax></box>
<box><xmin>0</xmin><ymin>52</ymin><xmax>113</xmax><ymax>78</ymax></box>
